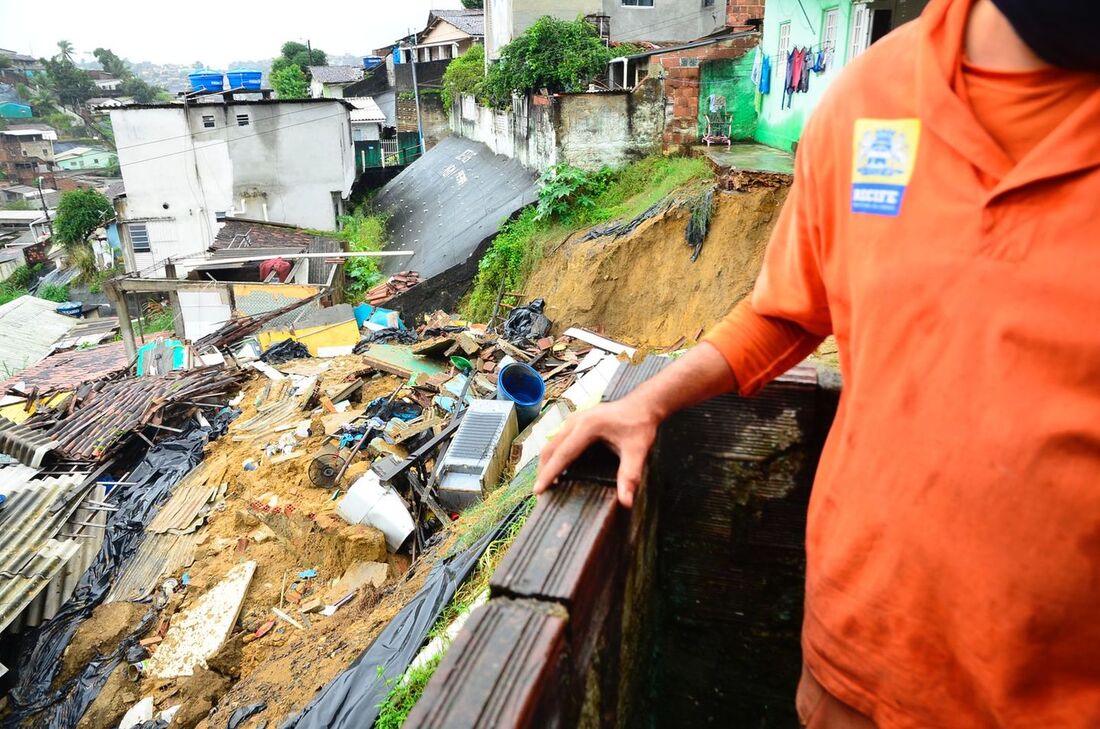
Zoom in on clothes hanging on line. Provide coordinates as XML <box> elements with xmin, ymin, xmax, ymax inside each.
<box><xmin>799</xmin><ymin>48</ymin><xmax>812</xmax><ymax>92</ymax></box>
<box><xmin>813</xmin><ymin>48</ymin><xmax>827</xmax><ymax>74</ymax></box>
<box><xmin>782</xmin><ymin>48</ymin><xmax>796</xmax><ymax>109</ymax></box>
<box><xmin>759</xmin><ymin>53</ymin><xmax>772</xmax><ymax>94</ymax></box>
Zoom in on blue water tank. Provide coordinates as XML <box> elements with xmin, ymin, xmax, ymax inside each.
<box><xmin>227</xmin><ymin>69</ymin><xmax>263</xmax><ymax>90</ymax></box>
<box><xmin>189</xmin><ymin>71</ymin><xmax>226</xmax><ymax>93</ymax></box>
<box><xmin>362</xmin><ymin>56</ymin><xmax>383</xmax><ymax>70</ymax></box>
<box><xmin>392</xmin><ymin>46</ymin><xmax>401</xmax><ymax>64</ymax></box>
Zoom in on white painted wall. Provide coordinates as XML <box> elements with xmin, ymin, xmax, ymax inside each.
<box><xmin>112</xmin><ymin>101</ymin><xmax>355</xmax><ymax>275</ymax></box>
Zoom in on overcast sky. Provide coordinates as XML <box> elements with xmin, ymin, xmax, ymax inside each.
<box><xmin>0</xmin><ymin>0</ymin><xmax>464</xmax><ymax>66</ymax></box>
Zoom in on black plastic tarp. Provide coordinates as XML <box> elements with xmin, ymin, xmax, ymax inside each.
<box><xmin>4</xmin><ymin>410</ymin><xmax>235</xmax><ymax>729</ymax></box>
<box><xmin>282</xmin><ymin>500</ymin><xmax>529</xmax><ymax>729</ymax></box>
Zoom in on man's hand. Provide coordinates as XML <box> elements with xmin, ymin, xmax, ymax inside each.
<box><xmin>532</xmin><ymin>341</ymin><xmax>739</xmax><ymax>509</ymax></box>
<box><xmin>534</xmin><ymin>395</ymin><xmax>660</xmax><ymax>508</ymax></box>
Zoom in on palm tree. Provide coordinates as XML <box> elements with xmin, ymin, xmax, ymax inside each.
<box><xmin>28</xmin><ymin>84</ymin><xmax>59</xmax><ymax>114</ymax></box>
<box><xmin>56</xmin><ymin>40</ymin><xmax>74</xmax><ymax>63</ymax></box>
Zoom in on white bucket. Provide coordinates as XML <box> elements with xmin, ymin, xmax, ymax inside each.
<box><xmin>336</xmin><ymin>472</ymin><xmax>415</xmax><ymax>551</ymax></box>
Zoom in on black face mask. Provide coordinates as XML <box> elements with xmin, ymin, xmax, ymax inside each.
<box><xmin>990</xmin><ymin>0</ymin><xmax>1100</xmax><ymax>71</ymax></box>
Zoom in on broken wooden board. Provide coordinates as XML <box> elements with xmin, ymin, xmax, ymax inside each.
<box><xmin>145</xmin><ymin>561</ymin><xmax>256</xmax><ymax>679</ymax></box>
<box><xmin>360</xmin><ymin>344</ymin><xmax>449</xmax><ymax>380</ymax></box>
<box><xmin>322</xmin><ymin>409</ymin><xmax>364</xmax><ymax>436</ymax></box>
<box><xmin>412</xmin><ymin>336</ymin><xmax>456</xmax><ymax>357</ymax></box>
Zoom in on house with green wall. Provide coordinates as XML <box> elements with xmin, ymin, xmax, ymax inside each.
<box><xmin>753</xmin><ymin>0</ymin><xmax>928</xmax><ymax>151</ymax></box>
<box><xmin>54</xmin><ymin>146</ymin><xmax>118</xmax><ymax>171</ymax></box>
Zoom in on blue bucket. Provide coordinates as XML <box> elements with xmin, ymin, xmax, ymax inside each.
<box><xmin>497</xmin><ymin>362</ymin><xmax>545</xmax><ymax>428</ymax></box>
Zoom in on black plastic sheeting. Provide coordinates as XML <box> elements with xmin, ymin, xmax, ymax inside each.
<box><xmin>282</xmin><ymin>500</ymin><xmax>530</xmax><ymax>729</ymax></box>
<box><xmin>354</xmin><ymin>328</ymin><xmax>419</xmax><ymax>351</ymax></box>
<box><xmin>4</xmin><ymin>410</ymin><xmax>236</xmax><ymax>729</ymax></box>
<box><xmin>375</xmin><ymin>137</ymin><xmax>538</xmax><ymax>280</ymax></box>
<box><xmin>261</xmin><ymin>339</ymin><xmax>311</xmax><ymax>364</ymax></box>
<box><xmin>227</xmin><ymin>702</ymin><xmax>268</xmax><ymax>728</ymax></box>
<box><xmin>503</xmin><ymin>298</ymin><xmax>552</xmax><ymax>345</ymax></box>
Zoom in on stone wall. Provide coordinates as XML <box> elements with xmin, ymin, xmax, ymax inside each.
<box><xmin>451</xmin><ymin>78</ymin><xmax>664</xmax><ymax>174</ymax></box>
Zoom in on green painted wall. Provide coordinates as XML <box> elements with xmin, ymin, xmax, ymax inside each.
<box><xmin>56</xmin><ymin>149</ymin><xmax>118</xmax><ymax>170</ymax></box>
<box><xmin>698</xmin><ymin>52</ymin><xmax>759</xmax><ymax>141</ymax></box>
<box><xmin>754</xmin><ymin>0</ymin><xmax>855</xmax><ymax>152</ymax></box>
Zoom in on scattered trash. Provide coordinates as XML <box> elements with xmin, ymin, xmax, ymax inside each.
<box><xmin>119</xmin><ymin>696</ymin><xmax>155</xmax><ymax>729</ymax></box>
<box><xmin>502</xmin><ymin>298</ymin><xmax>552</xmax><ymax>345</ymax></box>
<box><xmin>436</xmin><ymin>400</ymin><xmax>518</xmax><ymax>511</ymax></box>
<box><xmin>336</xmin><ymin>472</ymin><xmax>415</xmax><ymax>551</ymax></box>
<box><xmin>261</xmin><ymin>339</ymin><xmax>311</xmax><ymax>364</ymax></box>
<box><xmin>357</xmin><ymin>328</ymin><xmax>419</xmax><ymax>347</ymax></box>
<box><xmin>497</xmin><ymin>362</ymin><xmax>545</xmax><ymax>428</ymax></box>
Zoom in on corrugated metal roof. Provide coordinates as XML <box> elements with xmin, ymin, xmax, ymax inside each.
<box><xmin>0</xmin><ymin>465</ymin><xmax>100</xmax><ymax>633</ymax></box>
<box><xmin>0</xmin><ymin>296</ymin><xmax>80</xmax><ymax>378</ymax></box>
<box><xmin>428</xmin><ymin>9</ymin><xmax>484</xmax><ymax>37</ymax></box>
<box><xmin>346</xmin><ymin>97</ymin><xmax>386</xmax><ymax>123</ymax></box>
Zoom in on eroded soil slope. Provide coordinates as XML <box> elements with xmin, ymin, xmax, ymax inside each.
<box><xmin>525</xmin><ymin>183</ymin><xmax>790</xmax><ymax>349</ymax></box>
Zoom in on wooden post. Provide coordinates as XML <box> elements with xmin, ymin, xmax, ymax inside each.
<box><xmin>105</xmin><ymin>280</ymin><xmax>137</xmax><ymax>363</ymax></box>
<box><xmin>162</xmin><ymin>259</ymin><xmax>185</xmax><ymax>339</ymax></box>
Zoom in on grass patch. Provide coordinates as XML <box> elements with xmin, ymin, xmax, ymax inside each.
<box><xmin>462</xmin><ymin>155</ymin><xmax>712</xmax><ymax>321</ymax></box>
<box><xmin>375</xmin><ymin>653</ymin><xmax>443</xmax><ymax>729</ymax></box>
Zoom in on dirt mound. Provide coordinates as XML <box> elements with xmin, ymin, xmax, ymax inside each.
<box><xmin>524</xmin><ymin>184</ymin><xmax>790</xmax><ymax>349</ymax></box>
<box><xmin>59</xmin><ymin>601</ymin><xmax>148</xmax><ymax>686</ymax></box>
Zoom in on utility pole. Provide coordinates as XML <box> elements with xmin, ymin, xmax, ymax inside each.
<box><xmin>407</xmin><ymin>29</ymin><xmax>425</xmax><ymax>157</ymax></box>
<box><xmin>35</xmin><ymin>176</ymin><xmax>53</xmax><ymax>240</ymax></box>
<box><xmin>306</xmin><ymin>39</ymin><xmax>314</xmax><ymax>65</ymax></box>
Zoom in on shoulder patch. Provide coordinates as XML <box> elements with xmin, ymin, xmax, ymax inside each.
<box><xmin>851</xmin><ymin>118</ymin><xmax>921</xmax><ymax>217</ymax></box>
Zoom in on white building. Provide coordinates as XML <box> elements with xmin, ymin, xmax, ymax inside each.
<box><xmin>347</xmin><ymin>97</ymin><xmax>386</xmax><ymax>141</ymax></box>
<box><xmin>110</xmin><ymin>97</ymin><xmax>356</xmax><ymax>275</ymax></box>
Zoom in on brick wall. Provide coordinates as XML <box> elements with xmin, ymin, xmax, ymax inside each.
<box><xmin>652</xmin><ymin>35</ymin><xmax>759</xmax><ymax>147</ymax></box>
<box><xmin>727</xmin><ymin>2</ymin><xmax>765</xmax><ymax>27</ymax></box>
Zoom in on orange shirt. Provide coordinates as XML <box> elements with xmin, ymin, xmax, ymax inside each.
<box><xmin>704</xmin><ymin>0</ymin><xmax>1100</xmax><ymax>726</ymax></box>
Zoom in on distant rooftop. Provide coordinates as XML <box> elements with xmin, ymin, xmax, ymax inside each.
<box><xmin>428</xmin><ymin>8</ymin><xmax>485</xmax><ymax>37</ymax></box>
<box><xmin>308</xmin><ymin>65</ymin><xmax>365</xmax><ymax>85</ymax></box>
<box><xmin>346</xmin><ymin>97</ymin><xmax>386</xmax><ymax>123</ymax></box>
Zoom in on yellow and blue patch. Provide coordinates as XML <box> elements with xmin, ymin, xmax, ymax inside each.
<box><xmin>851</xmin><ymin>118</ymin><xmax>921</xmax><ymax>217</ymax></box>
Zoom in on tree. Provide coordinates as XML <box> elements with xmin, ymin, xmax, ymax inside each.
<box><xmin>56</xmin><ymin>40</ymin><xmax>75</xmax><ymax>63</ymax></box>
<box><xmin>271</xmin><ymin>64</ymin><xmax>308</xmax><ymax>99</ymax></box>
<box><xmin>442</xmin><ymin>44</ymin><xmax>486</xmax><ymax>108</ymax></box>
<box><xmin>461</xmin><ymin>0</ymin><xmax>483</xmax><ymax>7</ymax></box>
<box><xmin>40</xmin><ymin>57</ymin><xmax>96</xmax><ymax>108</ymax></box>
<box><xmin>482</xmin><ymin>16</ymin><xmax>621</xmax><ymax>106</ymax></box>
<box><xmin>93</xmin><ymin>47</ymin><xmax>129</xmax><ymax>78</ymax></box>
<box><xmin>271</xmin><ymin>41</ymin><xmax>327</xmax><ymax>78</ymax></box>
<box><xmin>54</xmin><ymin>188</ymin><xmax>114</xmax><ymax>250</ymax></box>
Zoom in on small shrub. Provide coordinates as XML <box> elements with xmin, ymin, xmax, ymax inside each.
<box><xmin>5</xmin><ymin>263</ymin><xmax>42</xmax><ymax>289</ymax></box>
<box><xmin>441</xmin><ymin>44</ymin><xmax>485</xmax><ymax>108</ymax></box>
<box><xmin>0</xmin><ymin>285</ymin><xmax>29</xmax><ymax>306</ymax></box>
<box><xmin>37</xmin><ymin>284</ymin><xmax>70</xmax><ymax>303</ymax></box>
<box><xmin>330</xmin><ymin>210</ymin><xmax>390</xmax><ymax>304</ymax></box>
<box><xmin>534</xmin><ymin>164</ymin><xmax>613</xmax><ymax>223</ymax></box>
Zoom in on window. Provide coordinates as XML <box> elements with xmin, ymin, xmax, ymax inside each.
<box><xmin>93</xmin><ymin>158</ymin><xmax>100</xmax><ymax>164</ymax></box>
<box><xmin>778</xmin><ymin>20</ymin><xmax>793</xmax><ymax>87</ymax></box>
<box><xmin>236</xmin><ymin>113</ymin><xmax>250</xmax><ymax>127</ymax></box>
<box><xmin>703</xmin><ymin>0</ymin><xmax>715</xmax><ymax>6</ymax></box>
<box><xmin>130</xmin><ymin>223</ymin><xmax>151</xmax><ymax>253</ymax></box>
<box><xmin>822</xmin><ymin>7</ymin><xmax>836</xmax><ymax>64</ymax></box>
<box><xmin>849</xmin><ymin>4</ymin><xmax>870</xmax><ymax>60</ymax></box>
<box><xmin>622</xmin><ymin>0</ymin><xmax>654</xmax><ymax>6</ymax></box>
<box><xmin>202</xmin><ymin>114</ymin><xmax>216</xmax><ymax>128</ymax></box>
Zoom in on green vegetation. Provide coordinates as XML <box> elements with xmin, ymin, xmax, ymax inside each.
<box><xmin>460</xmin><ymin>0</ymin><xmax>483</xmax><ymax>8</ymax></box>
<box><xmin>313</xmin><ymin>210</ymin><xmax>390</xmax><ymax>304</ymax></box>
<box><xmin>271</xmin><ymin>64</ymin><xmax>308</xmax><ymax>100</ymax></box>
<box><xmin>441</xmin><ymin>44</ymin><xmax>485</xmax><ymax>108</ymax></box>
<box><xmin>5</xmin><ymin>264</ymin><xmax>43</xmax><ymax>289</ymax></box>
<box><xmin>375</xmin><ymin>654</ymin><xmax>443</xmax><ymax>729</ymax></box>
<box><xmin>0</xmin><ymin>287</ymin><xmax>27</xmax><ymax>306</ymax></box>
<box><xmin>37</xmin><ymin>283</ymin><xmax>70</xmax><ymax>303</ymax></box>
<box><xmin>0</xmin><ymin>199</ymin><xmax>32</xmax><ymax>211</ymax></box>
<box><xmin>270</xmin><ymin>42</ymin><xmax>325</xmax><ymax>92</ymax></box>
<box><xmin>141</xmin><ymin>308</ymin><xmax>175</xmax><ymax>334</ymax></box>
<box><xmin>55</xmin><ymin>188</ymin><xmax>114</xmax><ymax>250</ymax></box>
<box><xmin>482</xmin><ymin>17</ymin><xmax>642</xmax><ymax>107</ymax></box>
<box><xmin>94</xmin><ymin>48</ymin><xmax>168</xmax><ymax>103</ymax></box>
<box><xmin>464</xmin><ymin>156</ymin><xmax>712</xmax><ymax>320</ymax></box>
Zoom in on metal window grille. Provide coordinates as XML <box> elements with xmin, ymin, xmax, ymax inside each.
<box><xmin>129</xmin><ymin>223</ymin><xmax>151</xmax><ymax>253</ymax></box>
<box><xmin>202</xmin><ymin>115</ymin><xmax>215</xmax><ymax>128</ymax></box>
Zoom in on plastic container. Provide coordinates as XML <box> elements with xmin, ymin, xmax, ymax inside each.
<box><xmin>497</xmin><ymin>362</ymin><xmax>545</xmax><ymax>428</ymax></box>
<box><xmin>188</xmin><ymin>71</ymin><xmax>226</xmax><ymax>93</ymax></box>
<box><xmin>226</xmin><ymin>69</ymin><xmax>262</xmax><ymax>90</ymax></box>
<box><xmin>337</xmin><ymin>472</ymin><xmax>415</xmax><ymax>551</ymax></box>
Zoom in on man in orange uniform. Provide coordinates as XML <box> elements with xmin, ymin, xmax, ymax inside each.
<box><xmin>535</xmin><ymin>0</ymin><xmax>1100</xmax><ymax>726</ymax></box>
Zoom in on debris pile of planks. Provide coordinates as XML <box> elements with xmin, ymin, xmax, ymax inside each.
<box><xmin>363</xmin><ymin>270</ymin><xmax>421</xmax><ymax>306</ymax></box>
<box><xmin>0</xmin><ymin>367</ymin><xmax>243</xmax><ymax>464</ymax></box>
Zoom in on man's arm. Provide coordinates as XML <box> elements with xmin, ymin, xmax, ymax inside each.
<box><xmin>534</xmin><ymin>303</ymin><xmax>824</xmax><ymax>507</ymax></box>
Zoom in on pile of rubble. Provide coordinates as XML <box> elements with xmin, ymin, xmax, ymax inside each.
<box><xmin>0</xmin><ymin>287</ymin><xmax>650</xmax><ymax>729</ymax></box>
